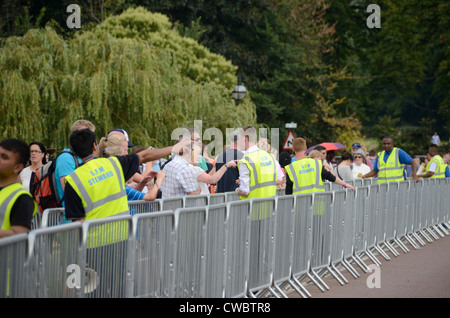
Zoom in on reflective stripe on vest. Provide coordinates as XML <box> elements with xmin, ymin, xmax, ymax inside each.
<box><xmin>376</xmin><ymin>147</ymin><xmax>404</xmax><ymax>183</ymax></box>
<box><xmin>66</xmin><ymin>157</ymin><xmax>129</xmax><ymax>219</ymax></box>
<box><xmin>285</xmin><ymin>158</ymin><xmax>324</xmax><ymax>194</ymax></box>
<box><xmin>0</xmin><ymin>183</ymin><xmax>37</xmax><ymax>230</ymax></box>
<box><xmin>238</xmin><ymin>150</ymin><xmax>277</xmax><ymax>200</ymax></box>
<box><xmin>427</xmin><ymin>155</ymin><xmax>445</xmax><ymax>178</ymax></box>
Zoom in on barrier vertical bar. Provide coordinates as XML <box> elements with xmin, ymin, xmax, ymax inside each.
<box><xmin>128</xmin><ymin>200</ymin><xmax>161</xmax><ymax>215</ymax></box>
<box><xmin>0</xmin><ymin>233</ymin><xmax>29</xmax><ymax>298</ymax></box>
<box><xmin>272</xmin><ymin>195</ymin><xmax>296</xmax><ymax>297</ymax></box>
<box><xmin>82</xmin><ymin>215</ymin><xmax>133</xmax><ymax>298</ymax></box>
<box><xmin>290</xmin><ymin>193</ymin><xmax>314</xmax><ymax>296</ymax></box>
<box><xmin>172</xmin><ymin>207</ymin><xmax>207</xmax><ymax>298</ymax></box>
<box><xmin>27</xmin><ymin>222</ymin><xmax>84</xmax><ymax>298</ymax></box>
<box><xmin>247</xmin><ymin>197</ymin><xmax>277</xmax><ymax>298</ymax></box>
<box><xmin>224</xmin><ymin>200</ymin><xmax>251</xmax><ymax>298</ymax></box>
<box><xmin>131</xmin><ymin>211</ymin><xmax>175</xmax><ymax>298</ymax></box>
<box><xmin>203</xmin><ymin>204</ymin><xmax>228</xmax><ymax>298</ymax></box>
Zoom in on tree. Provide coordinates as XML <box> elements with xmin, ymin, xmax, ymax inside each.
<box><xmin>0</xmin><ymin>8</ymin><xmax>256</xmax><ymax>150</ymax></box>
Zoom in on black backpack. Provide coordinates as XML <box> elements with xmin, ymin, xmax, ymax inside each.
<box><xmin>30</xmin><ymin>149</ymin><xmax>79</xmax><ymax>213</ymax></box>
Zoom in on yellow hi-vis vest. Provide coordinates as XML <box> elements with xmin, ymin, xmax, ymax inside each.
<box><xmin>65</xmin><ymin>157</ymin><xmax>129</xmax><ymax>247</ymax></box>
<box><xmin>238</xmin><ymin>149</ymin><xmax>277</xmax><ymax>221</ymax></box>
<box><xmin>426</xmin><ymin>155</ymin><xmax>445</xmax><ymax>178</ymax></box>
<box><xmin>285</xmin><ymin>158</ymin><xmax>324</xmax><ymax>195</ymax></box>
<box><xmin>0</xmin><ymin>183</ymin><xmax>37</xmax><ymax>231</ymax></box>
<box><xmin>238</xmin><ymin>149</ymin><xmax>278</xmax><ymax>200</ymax></box>
<box><xmin>376</xmin><ymin>147</ymin><xmax>405</xmax><ymax>183</ymax></box>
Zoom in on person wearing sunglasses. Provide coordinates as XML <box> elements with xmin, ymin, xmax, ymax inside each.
<box><xmin>352</xmin><ymin>149</ymin><xmax>371</xmax><ymax>179</ymax></box>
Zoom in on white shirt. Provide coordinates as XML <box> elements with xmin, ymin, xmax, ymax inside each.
<box><xmin>352</xmin><ymin>163</ymin><xmax>371</xmax><ymax>179</ymax></box>
<box><xmin>238</xmin><ymin>146</ymin><xmax>283</xmax><ymax>194</ymax></box>
<box><xmin>190</xmin><ymin>165</ymin><xmax>210</xmax><ymax>195</ymax></box>
<box><xmin>19</xmin><ymin>166</ymin><xmax>33</xmax><ymax>193</ymax></box>
<box><xmin>427</xmin><ymin>156</ymin><xmax>438</xmax><ymax>173</ymax></box>
<box><xmin>431</xmin><ymin>135</ymin><xmax>440</xmax><ymax>145</ymax></box>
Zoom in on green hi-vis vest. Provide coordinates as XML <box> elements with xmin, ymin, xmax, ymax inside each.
<box><xmin>0</xmin><ymin>183</ymin><xmax>37</xmax><ymax>231</ymax></box>
<box><xmin>426</xmin><ymin>155</ymin><xmax>445</xmax><ymax>178</ymax></box>
<box><xmin>65</xmin><ymin>157</ymin><xmax>129</xmax><ymax>248</ymax></box>
<box><xmin>238</xmin><ymin>150</ymin><xmax>277</xmax><ymax>221</ymax></box>
<box><xmin>376</xmin><ymin>147</ymin><xmax>405</xmax><ymax>183</ymax></box>
<box><xmin>285</xmin><ymin>158</ymin><xmax>324</xmax><ymax>195</ymax></box>
<box><xmin>238</xmin><ymin>150</ymin><xmax>278</xmax><ymax>200</ymax></box>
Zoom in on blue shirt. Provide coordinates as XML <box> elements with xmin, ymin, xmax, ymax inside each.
<box><xmin>54</xmin><ymin>148</ymin><xmax>82</xmax><ymax>207</ymax></box>
<box><xmin>126</xmin><ymin>185</ymin><xmax>146</xmax><ymax>201</ymax></box>
<box><xmin>373</xmin><ymin>148</ymin><xmax>413</xmax><ymax>172</ymax></box>
<box><xmin>445</xmin><ymin>165</ymin><xmax>450</xmax><ymax>178</ymax></box>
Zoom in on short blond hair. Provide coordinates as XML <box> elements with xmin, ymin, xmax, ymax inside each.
<box><xmin>71</xmin><ymin>119</ymin><xmax>96</xmax><ymax>133</ymax></box>
<box><xmin>307</xmin><ymin>150</ymin><xmax>321</xmax><ymax>159</ymax></box>
<box><xmin>99</xmin><ymin>134</ymin><xmax>126</xmax><ymax>149</ymax></box>
<box><xmin>292</xmin><ymin>138</ymin><xmax>306</xmax><ymax>152</ymax></box>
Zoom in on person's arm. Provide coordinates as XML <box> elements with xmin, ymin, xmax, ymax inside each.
<box><xmin>417</xmin><ymin>161</ymin><xmax>436</xmax><ymax>178</ymax></box>
<box><xmin>363</xmin><ymin>156</ymin><xmax>379</xmax><ymax>179</ymax></box>
<box><xmin>409</xmin><ymin>158</ymin><xmax>419</xmax><ymax>181</ymax></box>
<box><xmin>64</xmin><ymin>183</ymin><xmax>85</xmax><ymax>222</ymax></box>
<box><xmin>187</xmin><ymin>186</ymin><xmax>201</xmax><ymax>195</ymax></box>
<box><xmin>0</xmin><ymin>225</ymin><xmax>29</xmax><ymax>238</ymax></box>
<box><xmin>236</xmin><ymin>162</ymin><xmax>250</xmax><ymax>197</ymax></box>
<box><xmin>398</xmin><ymin>149</ymin><xmax>418</xmax><ymax>182</ymax></box>
<box><xmin>334</xmin><ymin>177</ymin><xmax>355</xmax><ymax>191</ymax></box>
<box><xmin>362</xmin><ymin>170</ymin><xmax>378</xmax><ymax>179</ymax></box>
<box><xmin>322</xmin><ymin>160</ymin><xmax>335</xmax><ymax>175</ymax></box>
<box><xmin>143</xmin><ymin>171</ymin><xmax>165</xmax><ymax>201</ymax></box>
<box><xmin>133</xmin><ymin>171</ymin><xmax>157</xmax><ymax>192</ymax></box>
<box><xmin>197</xmin><ymin>160</ymin><xmax>237</xmax><ymax>185</ymax></box>
<box><xmin>285</xmin><ymin>172</ymin><xmax>293</xmax><ymax>195</ymax></box>
<box><xmin>323</xmin><ymin>167</ymin><xmax>355</xmax><ymax>191</ymax></box>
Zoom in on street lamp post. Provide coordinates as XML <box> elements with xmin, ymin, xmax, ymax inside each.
<box><xmin>232</xmin><ymin>76</ymin><xmax>247</xmax><ymax>105</ymax></box>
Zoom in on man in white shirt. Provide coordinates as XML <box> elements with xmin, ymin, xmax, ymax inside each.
<box><xmin>236</xmin><ymin>126</ymin><xmax>284</xmax><ymax>197</ymax></box>
<box><xmin>417</xmin><ymin>144</ymin><xmax>445</xmax><ymax>178</ymax></box>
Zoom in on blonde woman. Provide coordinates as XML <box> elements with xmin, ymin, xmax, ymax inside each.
<box><xmin>99</xmin><ymin>134</ymin><xmax>149</xmax><ymax>190</ymax></box>
<box><xmin>308</xmin><ymin>149</ymin><xmax>335</xmax><ymax>175</ymax></box>
<box><xmin>104</xmin><ymin>145</ymin><xmax>163</xmax><ymax>201</ymax></box>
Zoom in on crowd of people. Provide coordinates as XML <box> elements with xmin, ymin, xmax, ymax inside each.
<box><xmin>1</xmin><ymin>119</ymin><xmax>449</xmax><ymax>239</ymax></box>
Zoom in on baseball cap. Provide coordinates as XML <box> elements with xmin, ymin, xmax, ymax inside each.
<box><xmin>108</xmin><ymin>128</ymin><xmax>134</xmax><ymax>147</ymax></box>
<box><xmin>352</xmin><ymin>142</ymin><xmax>361</xmax><ymax>149</ymax></box>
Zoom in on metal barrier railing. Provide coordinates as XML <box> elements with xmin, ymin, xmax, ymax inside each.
<box><xmin>1</xmin><ymin>178</ymin><xmax>449</xmax><ymax>298</ymax></box>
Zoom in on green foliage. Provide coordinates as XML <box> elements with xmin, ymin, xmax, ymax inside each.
<box><xmin>96</xmin><ymin>7</ymin><xmax>237</xmax><ymax>89</ymax></box>
<box><xmin>2</xmin><ymin>1</ymin><xmax>449</xmax><ymax>149</ymax></box>
<box><xmin>0</xmin><ymin>11</ymin><xmax>255</xmax><ymax>150</ymax></box>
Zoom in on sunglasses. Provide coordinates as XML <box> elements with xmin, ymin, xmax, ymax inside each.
<box><xmin>354</xmin><ymin>156</ymin><xmax>363</xmax><ymax>159</ymax></box>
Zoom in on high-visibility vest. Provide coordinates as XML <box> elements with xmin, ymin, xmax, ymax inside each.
<box><xmin>238</xmin><ymin>150</ymin><xmax>277</xmax><ymax>221</ymax></box>
<box><xmin>285</xmin><ymin>158</ymin><xmax>324</xmax><ymax>195</ymax></box>
<box><xmin>238</xmin><ymin>150</ymin><xmax>278</xmax><ymax>200</ymax></box>
<box><xmin>426</xmin><ymin>155</ymin><xmax>445</xmax><ymax>178</ymax></box>
<box><xmin>0</xmin><ymin>183</ymin><xmax>37</xmax><ymax>231</ymax></box>
<box><xmin>65</xmin><ymin>157</ymin><xmax>129</xmax><ymax>247</ymax></box>
<box><xmin>376</xmin><ymin>147</ymin><xmax>405</xmax><ymax>183</ymax></box>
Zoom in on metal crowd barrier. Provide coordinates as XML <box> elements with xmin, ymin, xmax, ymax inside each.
<box><xmin>1</xmin><ymin>178</ymin><xmax>449</xmax><ymax>298</ymax></box>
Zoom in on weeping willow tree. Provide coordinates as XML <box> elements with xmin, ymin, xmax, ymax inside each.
<box><xmin>0</xmin><ymin>7</ymin><xmax>256</xmax><ymax>150</ymax></box>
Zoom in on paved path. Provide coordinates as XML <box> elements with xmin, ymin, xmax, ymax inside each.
<box><xmin>287</xmin><ymin>232</ymin><xmax>450</xmax><ymax>298</ymax></box>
